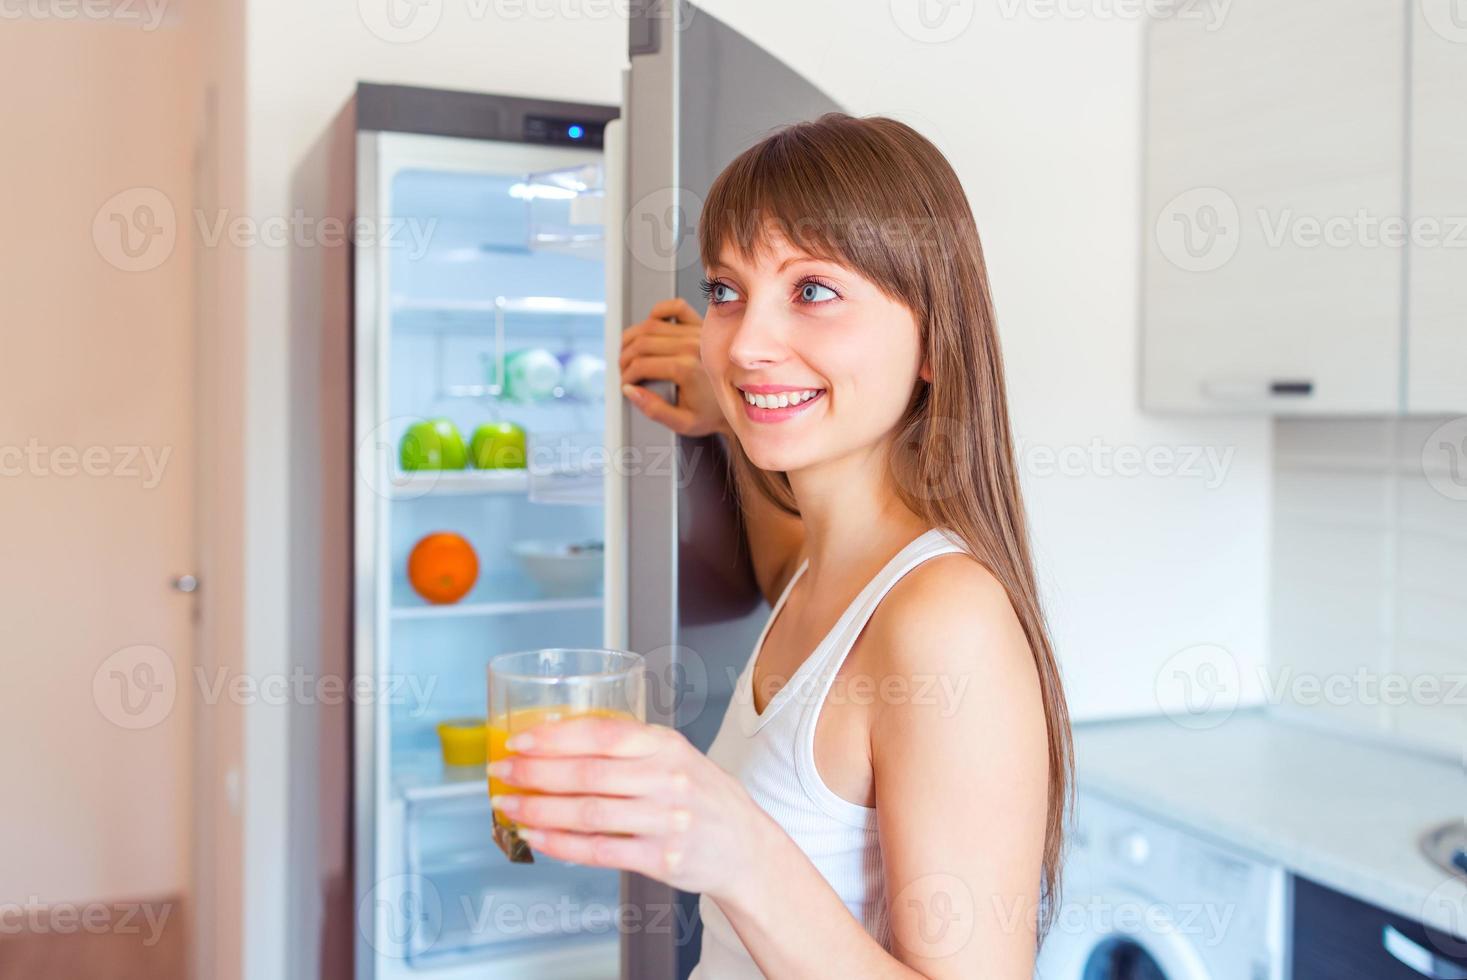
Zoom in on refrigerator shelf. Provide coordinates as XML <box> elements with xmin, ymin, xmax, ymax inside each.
<box><xmin>392</xmin><ymin>296</ymin><xmax>606</xmax><ymax>336</ymax></box>
<box><xmin>392</xmin><ymin>593</ymin><xmax>601</xmax><ymax>621</ymax></box>
<box><xmin>387</xmin><ymin>468</ymin><xmax>529</xmax><ymax>499</ymax></box>
<box><xmin>393</xmin><ymin>749</ymin><xmax>486</xmax><ymax>803</ymax></box>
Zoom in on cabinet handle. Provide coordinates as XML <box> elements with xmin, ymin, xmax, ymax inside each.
<box><xmin>1199</xmin><ymin>377</ymin><xmax>1315</xmax><ymax>401</ymax></box>
<box><xmin>1383</xmin><ymin>925</ymin><xmax>1467</xmax><ymax>979</ymax></box>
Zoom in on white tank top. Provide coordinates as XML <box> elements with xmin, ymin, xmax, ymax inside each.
<box><xmin>689</xmin><ymin>527</ymin><xmax>969</xmax><ymax>979</ymax></box>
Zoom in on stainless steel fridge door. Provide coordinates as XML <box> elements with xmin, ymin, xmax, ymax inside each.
<box><xmin>621</xmin><ymin>5</ymin><xmax>842</xmax><ymax>977</ymax></box>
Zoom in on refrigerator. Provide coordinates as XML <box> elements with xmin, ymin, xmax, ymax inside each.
<box><xmin>348</xmin><ymin>5</ymin><xmax>840</xmax><ymax>979</ymax></box>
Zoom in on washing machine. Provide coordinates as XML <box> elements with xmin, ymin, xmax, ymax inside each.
<box><xmin>1034</xmin><ymin>791</ymin><xmax>1288</xmax><ymax>980</ymax></box>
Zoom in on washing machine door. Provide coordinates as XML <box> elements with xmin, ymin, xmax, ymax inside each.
<box><xmin>1036</xmin><ymin>890</ymin><xmax>1212</xmax><ymax>980</ymax></box>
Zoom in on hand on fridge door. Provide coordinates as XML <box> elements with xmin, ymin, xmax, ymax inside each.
<box><xmin>486</xmin><ymin>715</ymin><xmax>773</xmax><ymax>898</ymax></box>
<box><xmin>619</xmin><ymin>298</ymin><xmax>731</xmax><ymax>438</ymax></box>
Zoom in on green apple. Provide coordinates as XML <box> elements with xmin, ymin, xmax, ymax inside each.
<box><xmin>470</xmin><ymin>421</ymin><xmax>527</xmax><ymax>469</ymax></box>
<box><xmin>399</xmin><ymin>419</ymin><xmax>467</xmax><ymax>471</ymax></box>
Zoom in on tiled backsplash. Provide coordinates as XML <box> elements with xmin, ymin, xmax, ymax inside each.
<box><xmin>1271</xmin><ymin>418</ymin><xmax>1466</xmax><ymax>758</ymax></box>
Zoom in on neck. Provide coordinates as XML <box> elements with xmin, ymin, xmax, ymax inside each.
<box><xmin>786</xmin><ymin>440</ymin><xmax>929</xmax><ymax>578</ymax></box>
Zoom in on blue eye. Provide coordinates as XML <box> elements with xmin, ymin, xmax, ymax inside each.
<box><xmin>698</xmin><ymin>277</ymin><xmax>741</xmax><ymax>305</ymax></box>
<box><xmin>798</xmin><ymin>280</ymin><xmax>838</xmax><ymax>304</ymax></box>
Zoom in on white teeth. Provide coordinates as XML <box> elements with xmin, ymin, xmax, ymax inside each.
<box><xmin>741</xmin><ymin>388</ymin><xmax>822</xmax><ymax>409</ymax></box>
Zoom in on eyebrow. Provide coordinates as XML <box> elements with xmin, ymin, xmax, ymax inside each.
<box><xmin>709</xmin><ymin>254</ymin><xmax>827</xmax><ymax>275</ymax></box>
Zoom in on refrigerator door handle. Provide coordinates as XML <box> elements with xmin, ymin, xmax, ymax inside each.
<box><xmin>603</xmin><ymin>113</ymin><xmax>630</xmax><ymax>653</ymax></box>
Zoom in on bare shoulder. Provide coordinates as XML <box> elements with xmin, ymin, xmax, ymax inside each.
<box><xmin>863</xmin><ymin>551</ymin><xmax>1034</xmax><ymax>681</ymax></box>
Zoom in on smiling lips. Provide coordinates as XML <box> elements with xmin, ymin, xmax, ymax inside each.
<box><xmin>736</xmin><ymin>384</ymin><xmax>826</xmax><ymax>423</ymax></box>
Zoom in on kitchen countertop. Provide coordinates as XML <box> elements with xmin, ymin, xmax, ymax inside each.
<box><xmin>1073</xmin><ymin>708</ymin><xmax>1467</xmax><ymax>937</ymax></box>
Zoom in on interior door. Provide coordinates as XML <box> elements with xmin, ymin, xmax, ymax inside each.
<box><xmin>621</xmin><ymin>3</ymin><xmax>843</xmax><ymax>977</ymax></box>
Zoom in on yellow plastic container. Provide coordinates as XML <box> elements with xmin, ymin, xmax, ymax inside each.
<box><xmin>436</xmin><ymin>718</ymin><xmax>489</xmax><ymax>767</ymax></box>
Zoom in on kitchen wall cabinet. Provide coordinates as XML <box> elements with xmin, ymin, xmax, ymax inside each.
<box><xmin>1145</xmin><ymin>0</ymin><xmax>1467</xmax><ymax>416</ymax></box>
<box><xmin>1406</xmin><ymin>7</ymin><xmax>1467</xmax><ymax>414</ymax></box>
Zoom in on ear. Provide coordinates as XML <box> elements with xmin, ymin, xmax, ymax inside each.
<box><xmin>918</xmin><ymin>359</ymin><xmax>933</xmax><ymax>383</ymax></box>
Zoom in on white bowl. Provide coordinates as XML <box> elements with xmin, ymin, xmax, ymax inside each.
<box><xmin>511</xmin><ymin>540</ymin><xmax>604</xmax><ymax>598</ymax></box>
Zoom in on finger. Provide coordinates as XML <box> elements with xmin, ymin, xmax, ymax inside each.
<box><xmin>619</xmin><ymin>334</ymin><xmax>697</xmax><ymax>370</ymax></box>
<box><xmin>646</xmin><ymin>297</ymin><xmax>701</xmax><ymax>325</ymax></box>
<box><xmin>620</xmin><ymin>355</ymin><xmax>690</xmax><ymax>386</ymax></box>
<box><xmin>496</xmin><ymin>792</ymin><xmax>690</xmax><ymax>837</ymax></box>
<box><xmin>622</xmin><ymin>384</ymin><xmax>698</xmax><ymax>434</ymax></box>
<box><xmin>489</xmin><ymin>754</ymin><xmax>668</xmax><ymax>796</ymax></box>
<box><xmin>517</xmin><ymin>827</ymin><xmax>680</xmax><ymax>877</ymax></box>
<box><xmin>508</xmin><ymin>715</ymin><xmax>667</xmax><ymax>757</ymax></box>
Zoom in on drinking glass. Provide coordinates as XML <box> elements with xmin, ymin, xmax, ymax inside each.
<box><xmin>486</xmin><ymin>648</ymin><xmax>646</xmax><ymax>862</ymax></box>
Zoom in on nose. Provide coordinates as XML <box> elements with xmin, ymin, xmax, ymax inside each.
<box><xmin>725</xmin><ymin>301</ymin><xmax>791</xmax><ymax>370</ymax></box>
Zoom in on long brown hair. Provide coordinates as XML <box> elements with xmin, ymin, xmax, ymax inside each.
<box><xmin>698</xmin><ymin>113</ymin><xmax>1073</xmax><ymax>939</ymax></box>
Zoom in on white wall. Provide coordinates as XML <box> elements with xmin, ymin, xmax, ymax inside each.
<box><xmin>1271</xmin><ymin>418</ymin><xmax>1467</xmax><ymax>757</ymax></box>
<box><xmin>698</xmin><ymin>0</ymin><xmax>1273</xmax><ymax>720</ymax></box>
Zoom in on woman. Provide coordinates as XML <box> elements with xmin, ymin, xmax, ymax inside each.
<box><xmin>488</xmin><ymin>113</ymin><xmax>1073</xmax><ymax>978</ymax></box>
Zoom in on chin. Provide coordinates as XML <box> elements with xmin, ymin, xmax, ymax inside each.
<box><xmin>737</xmin><ymin>433</ymin><xmax>819</xmax><ymax>474</ymax></box>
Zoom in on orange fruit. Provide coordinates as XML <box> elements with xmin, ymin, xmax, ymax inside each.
<box><xmin>407</xmin><ymin>532</ymin><xmax>479</xmax><ymax>604</ymax></box>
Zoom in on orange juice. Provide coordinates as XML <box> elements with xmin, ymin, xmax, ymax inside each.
<box><xmin>487</xmin><ymin>704</ymin><xmax>637</xmax><ymax>829</ymax></box>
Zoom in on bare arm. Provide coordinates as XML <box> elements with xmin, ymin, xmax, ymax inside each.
<box><xmin>619</xmin><ymin>297</ymin><xmax>804</xmax><ymax>604</ymax></box>
<box><xmin>715</xmin><ymin>554</ymin><xmax>1050</xmax><ymax>978</ymax></box>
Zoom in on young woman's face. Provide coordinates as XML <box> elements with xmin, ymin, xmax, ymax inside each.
<box><xmin>699</xmin><ymin>232</ymin><xmax>926</xmax><ymax>475</ymax></box>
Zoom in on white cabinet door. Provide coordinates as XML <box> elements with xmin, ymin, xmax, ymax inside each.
<box><xmin>1143</xmin><ymin>0</ymin><xmax>1405</xmax><ymax>414</ymax></box>
<box><xmin>1407</xmin><ymin>7</ymin><xmax>1467</xmax><ymax>415</ymax></box>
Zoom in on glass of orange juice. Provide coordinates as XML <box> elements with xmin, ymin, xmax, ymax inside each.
<box><xmin>486</xmin><ymin>648</ymin><xmax>646</xmax><ymax>863</ymax></box>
